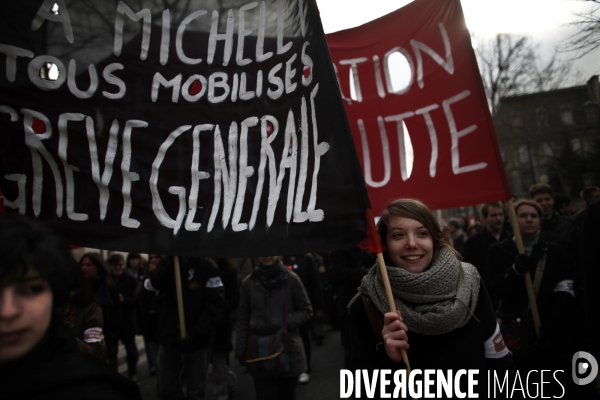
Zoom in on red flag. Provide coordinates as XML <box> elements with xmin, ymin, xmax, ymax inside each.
<box><xmin>358</xmin><ymin>208</ymin><xmax>382</xmax><ymax>254</ymax></box>
<box><xmin>327</xmin><ymin>0</ymin><xmax>511</xmax><ymax>214</ymax></box>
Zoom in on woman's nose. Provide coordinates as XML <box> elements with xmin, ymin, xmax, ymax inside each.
<box><xmin>0</xmin><ymin>289</ymin><xmax>20</xmax><ymax>320</ymax></box>
<box><xmin>405</xmin><ymin>235</ymin><xmax>417</xmax><ymax>248</ymax></box>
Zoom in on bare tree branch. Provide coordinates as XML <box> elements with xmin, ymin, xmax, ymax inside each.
<box><xmin>475</xmin><ymin>33</ymin><xmax>573</xmax><ymax>116</ymax></box>
<box><xmin>561</xmin><ymin>3</ymin><xmax>600</xmax><ymax>59</ymax></box>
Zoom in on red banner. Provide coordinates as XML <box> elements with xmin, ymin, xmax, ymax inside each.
<box><xmin>326</xmin><ymin>0</ymin><xmax>511</xmax><ymax>214</ymax></box>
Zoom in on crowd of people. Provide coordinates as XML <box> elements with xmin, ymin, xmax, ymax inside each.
<box><xmin>446</xmin><ymin>184</ymin><xmax>599</xmax><ymax>397</ymax></box>
<box><xmin>0</xmin><ymin>213</ymin><xmax>338</xmax><ymax>400</ymax></box>
<box><xmin>1</xmin><ymin>183</ymin><xmax>599</xmax><ymax>399</ymax></box>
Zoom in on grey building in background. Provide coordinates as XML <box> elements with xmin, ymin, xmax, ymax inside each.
<box><xmin>494</xmin><ymin>76</ymin><xmax>600</xmax><ymax>207</ymax></box>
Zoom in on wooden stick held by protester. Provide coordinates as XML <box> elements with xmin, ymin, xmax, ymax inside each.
<box><xmin>359</xmin><ymin>208</ymin><xmax>412</xmax><ymax>374</ymax></box>
<box><xmin>174</xmin><ymin>256</ymin><xmax>187</xmax><ymax>338</ymax></box>
<box><xmin>377</xmin><ymin>252</ymin><xmax>412</xmax><ymax>374</ymax></box>
<box><xmin>506</xmin><ymin>199</ymin><xmax>541</xmax><ymax>337</ymax></box>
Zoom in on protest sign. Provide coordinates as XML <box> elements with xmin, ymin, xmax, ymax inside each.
<box><xmin>0</xmin><ymin>0</ymin><xmax>370</xmax><ymax>257</ymax></box>
<box><xmin>327</xmin><ymin>0</ymin><xmax>511</xmax><ymax>214</ymax></box>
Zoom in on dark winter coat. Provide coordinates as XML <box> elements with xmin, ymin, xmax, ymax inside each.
<box><xmin>105</xmin><ymin>272</ymin><xmax>138</xmax><ymax>339</ymax></box>
<box><xmin>348</xmin><ymin>280</ymin><xmax>514</xmax><ymax>398</ymax></box>
<box><xmin>63</xmin><ymin>299</ymin><xmax>104</xmax><ymax>359</ymax></box>
<box><xmin>462</xmin><ymin>228</ymin><xmax>507</xmax><ymax>279</ymax></box>
<box><xmin>1</xmin><ymin>320</ymin><xmax>141</xmax><ymax>400</ymax></box>
<box><xmin>582</xmin><ymin>201</ymin><xmax>600</xmax><ymax>363</ymax></box>
<box><xmin>135</xmin><ymin>284</ymin><xmax>159</xmax><ymax>342</ymax></box>
<box><xmin>212</xmin><ymin>258</ymin><xmax>240</xmax><ymax>352</ymax></box>
<box><xmin>235</xmin><ymin>266</ymin><xmax>313</xmax><ymax>378</ymax></box>
<box><xmin>487</xmin><ymin>237</ymin><xmax>574</xmax><ymax>319</ymax></box>
<box><xmin>486</xmin><ymin>236</ymin><xmax>579</xmax><ymax>395</ymax></box>
<box><xmin>329</xmin><ymin>248</ymin><xmax>374</xmax><ymax>350</ymax></box>
<box><xmin>540</xmin><ymin>211</ymin><xmax>580</xmax><ymax>278</ymax></box>
<box><xmin>148</xmin><ymin>257</ymin><xmax>225</xmax><ymax>351</ymax></box>
<box><xmin>283</xmin><ymin>254</ymin><xmax>323</xmax><ymax>311</ymax></box>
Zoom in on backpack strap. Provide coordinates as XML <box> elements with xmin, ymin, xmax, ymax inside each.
<box><xmin>361</xmin><ymin>294</ymin><xmax>384</xmax><ymax>344</ymax></box>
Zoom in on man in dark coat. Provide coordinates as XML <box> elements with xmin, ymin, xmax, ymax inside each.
<box><xmin>105</xmin><ymin>253</ymin><xmax>140</xmax><ymax>382</ymax></box>
<box><xmin>575</xmin><ymin>186</ymin><xmax>600</xmax><ymax>228</ymax></box>
<box><xmin>207</xmin><ymin>258</ymin><xmax>240</xmax><ymax>400</ymax></box>
<box><xmin>283</xmin><ymin>253</ymin><xmax>323</xmax><ymax>384</ymax></box>
<box><xmin>145</xmin><ymin>257</ymin><xmax>225</xmax><ymax>400</ymax></box>
<box><xmin>328</xmin><ymin>248</ymin><xmax>374</xmax><ymax>368</ymax></box>
<box><xmin>462</xmin><ymin>202</ymin><xmax>507</xmax><ymax>280</ymax></box>
<box><xmin>581</xmin><ymin>200</ymin><xmax>600</xmax><ymax>397</ymax></box>
<box><xmin>529</xmin><ymin>184</ymin><xmax>581</xmax><ymax>280</ymax></box>
<box><xmin>486</xmin><ymin>199</ymin><xmax>594</xmax><ymax>397</ymax></box>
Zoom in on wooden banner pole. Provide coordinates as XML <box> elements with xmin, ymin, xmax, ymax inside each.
<box><xmin>174</xmin><ymin>256</ymin><xmax>187</xmax><ymax>338</ymax></box>
<box><xmin>377</xmin><ymin>252</ymin><xmax>411</xmax><ymax>374</ymax></box>
<box><xmin>506</xmin><ymin>199</ymin><xmax>541</xmax><ymax>337</ymax></box>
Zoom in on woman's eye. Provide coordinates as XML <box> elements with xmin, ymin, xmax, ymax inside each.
<box><xmin>20</xmin><ymin>284</ymin><xmax>46</xmax><ymax>295</ymax></box>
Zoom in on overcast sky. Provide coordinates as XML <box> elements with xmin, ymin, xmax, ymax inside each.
<box><xmin>316</xmin><ymin>0</ymin><xmax>600</xmax><ymax>79</ymax></box>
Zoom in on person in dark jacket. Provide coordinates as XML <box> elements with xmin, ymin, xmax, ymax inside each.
<box><xmin>447</xmin><ymin>218</ymin><xmax>466</xmax><ymax>253</ymax></box>
<box><xmin>235</xmin><ymin>256</ymin><xmax>313</xmax><ymax>400</ymax></box>
<box><xmin>62</xmin><ymin>264</ymin><xmax>105</xmax><ymax>359</ymax></box>
<box><xmin>207</xmin><ymin>258</ymin><xmax>241</xmax><ymax>400</ymax></box>
<box><xmin>462</xmin><ymin>202</ymin><xmax>508</xmax><ymax>279</ymax></box>
<box><xmin>145</xmin><ymin>256</ymin><xmax>225</xmax><ymax>400</ymax></box>
<box><xmin>79</xmin><ymin>252</ymin><xmax>115</xmax><ymax>311</ymax></box>
<box><xmin>581</xmin><ymin>201</ymin><xmax>600</xmax><ymax>375</ymax></box>
<box><xmin>348</xmin><ymin>199</ymin><xmax>514</xmax><ymax>399</ymax></box>
<box><xmin>553</xmin><ymin>192</ymin><xmax>573</xmax><ymax>218</ymax></box>
<box><xmin>329</xmin><ymin>247</ymin><xmax>374</xmax><ymax>368</ymax></box>
<box><xmin>135</xmin><ymin>253</ymin><xmax>163</xmax><ymax>376</ymax></box>
<box><xmin>529</xmin><ymin>183</ymin><xmax>580</xmax><ymax>279</ymax></box>
<box><xmin>0</xmin><ymin>213</ymin><xmax>142</xmax><ymax>400</ymax></box>
<box><xmin>574</xmin><ymin>186</ymin><xmax>600</xmax><ymax>228</ymax></box>
<box><xmin>105</xmin><ymin>253</ymin><xmax>140</xmax><ymax>382</ymax></box>
<box><xmin>125</xmin><ymin>253</ymin><xmax>146</xmax><ymax>283</ymax></box>
<box><xmin>487</xmin><ymin>199</ymin><xmax>580</xmax><ymax>396</ymax></box>
<box><xmin>282</xmin><ymin>253</ymin><xmax>323</xmax><ymax>384</ymax></box>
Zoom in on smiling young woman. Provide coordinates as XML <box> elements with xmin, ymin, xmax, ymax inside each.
<box><xmin>0</xmin><ymin>214</ymin><xmax>142</xmax><ymax>400</ymax></box>
<box><xmin>383</xmin><ymin>214</ymin><xmax>434</xmax><ymax>274</ymax></box>
<box><xmin>347</xmin><ymin>198</ymin><xmax>515</xmax><ymax>398</ymax></box>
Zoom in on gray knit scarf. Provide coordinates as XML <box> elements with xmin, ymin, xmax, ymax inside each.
<box><xmin>357</xmin><ymin>247</ymin><xmax>480</xmax><ymax>335</ymax></box>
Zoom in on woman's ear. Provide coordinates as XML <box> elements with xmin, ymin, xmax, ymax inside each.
<box><xmin>381</xmin><ymin>243</ymin><xmax>388</xmax><ymax>252</ymax></box>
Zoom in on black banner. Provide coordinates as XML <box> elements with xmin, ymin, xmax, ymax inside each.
<box><xmin>0</xmin><ymin>0</ymin><xmax>369</xmax><ymax>257</ymax></box>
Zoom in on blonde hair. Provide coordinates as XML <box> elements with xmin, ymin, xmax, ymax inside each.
<box><xmin>514</xmin><ymin>199</ymin><xmax>542</xmax><ymax>219</ymax></box>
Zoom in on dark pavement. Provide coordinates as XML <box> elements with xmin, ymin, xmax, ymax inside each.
<box><xmin>119</xmin><ymin>328</ymin><xmax>345</xmax><ymax>400</ymax></box>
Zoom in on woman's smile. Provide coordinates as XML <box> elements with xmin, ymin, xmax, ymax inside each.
<box><xmin>0</xmin><ymin>328</ymin><xmax>28</xmax><ymax>346</ymax></box>
<box><xmin>385</xmin><ymin>215</ymin><xmax>434</xmax><ymax>273</ymax></box>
